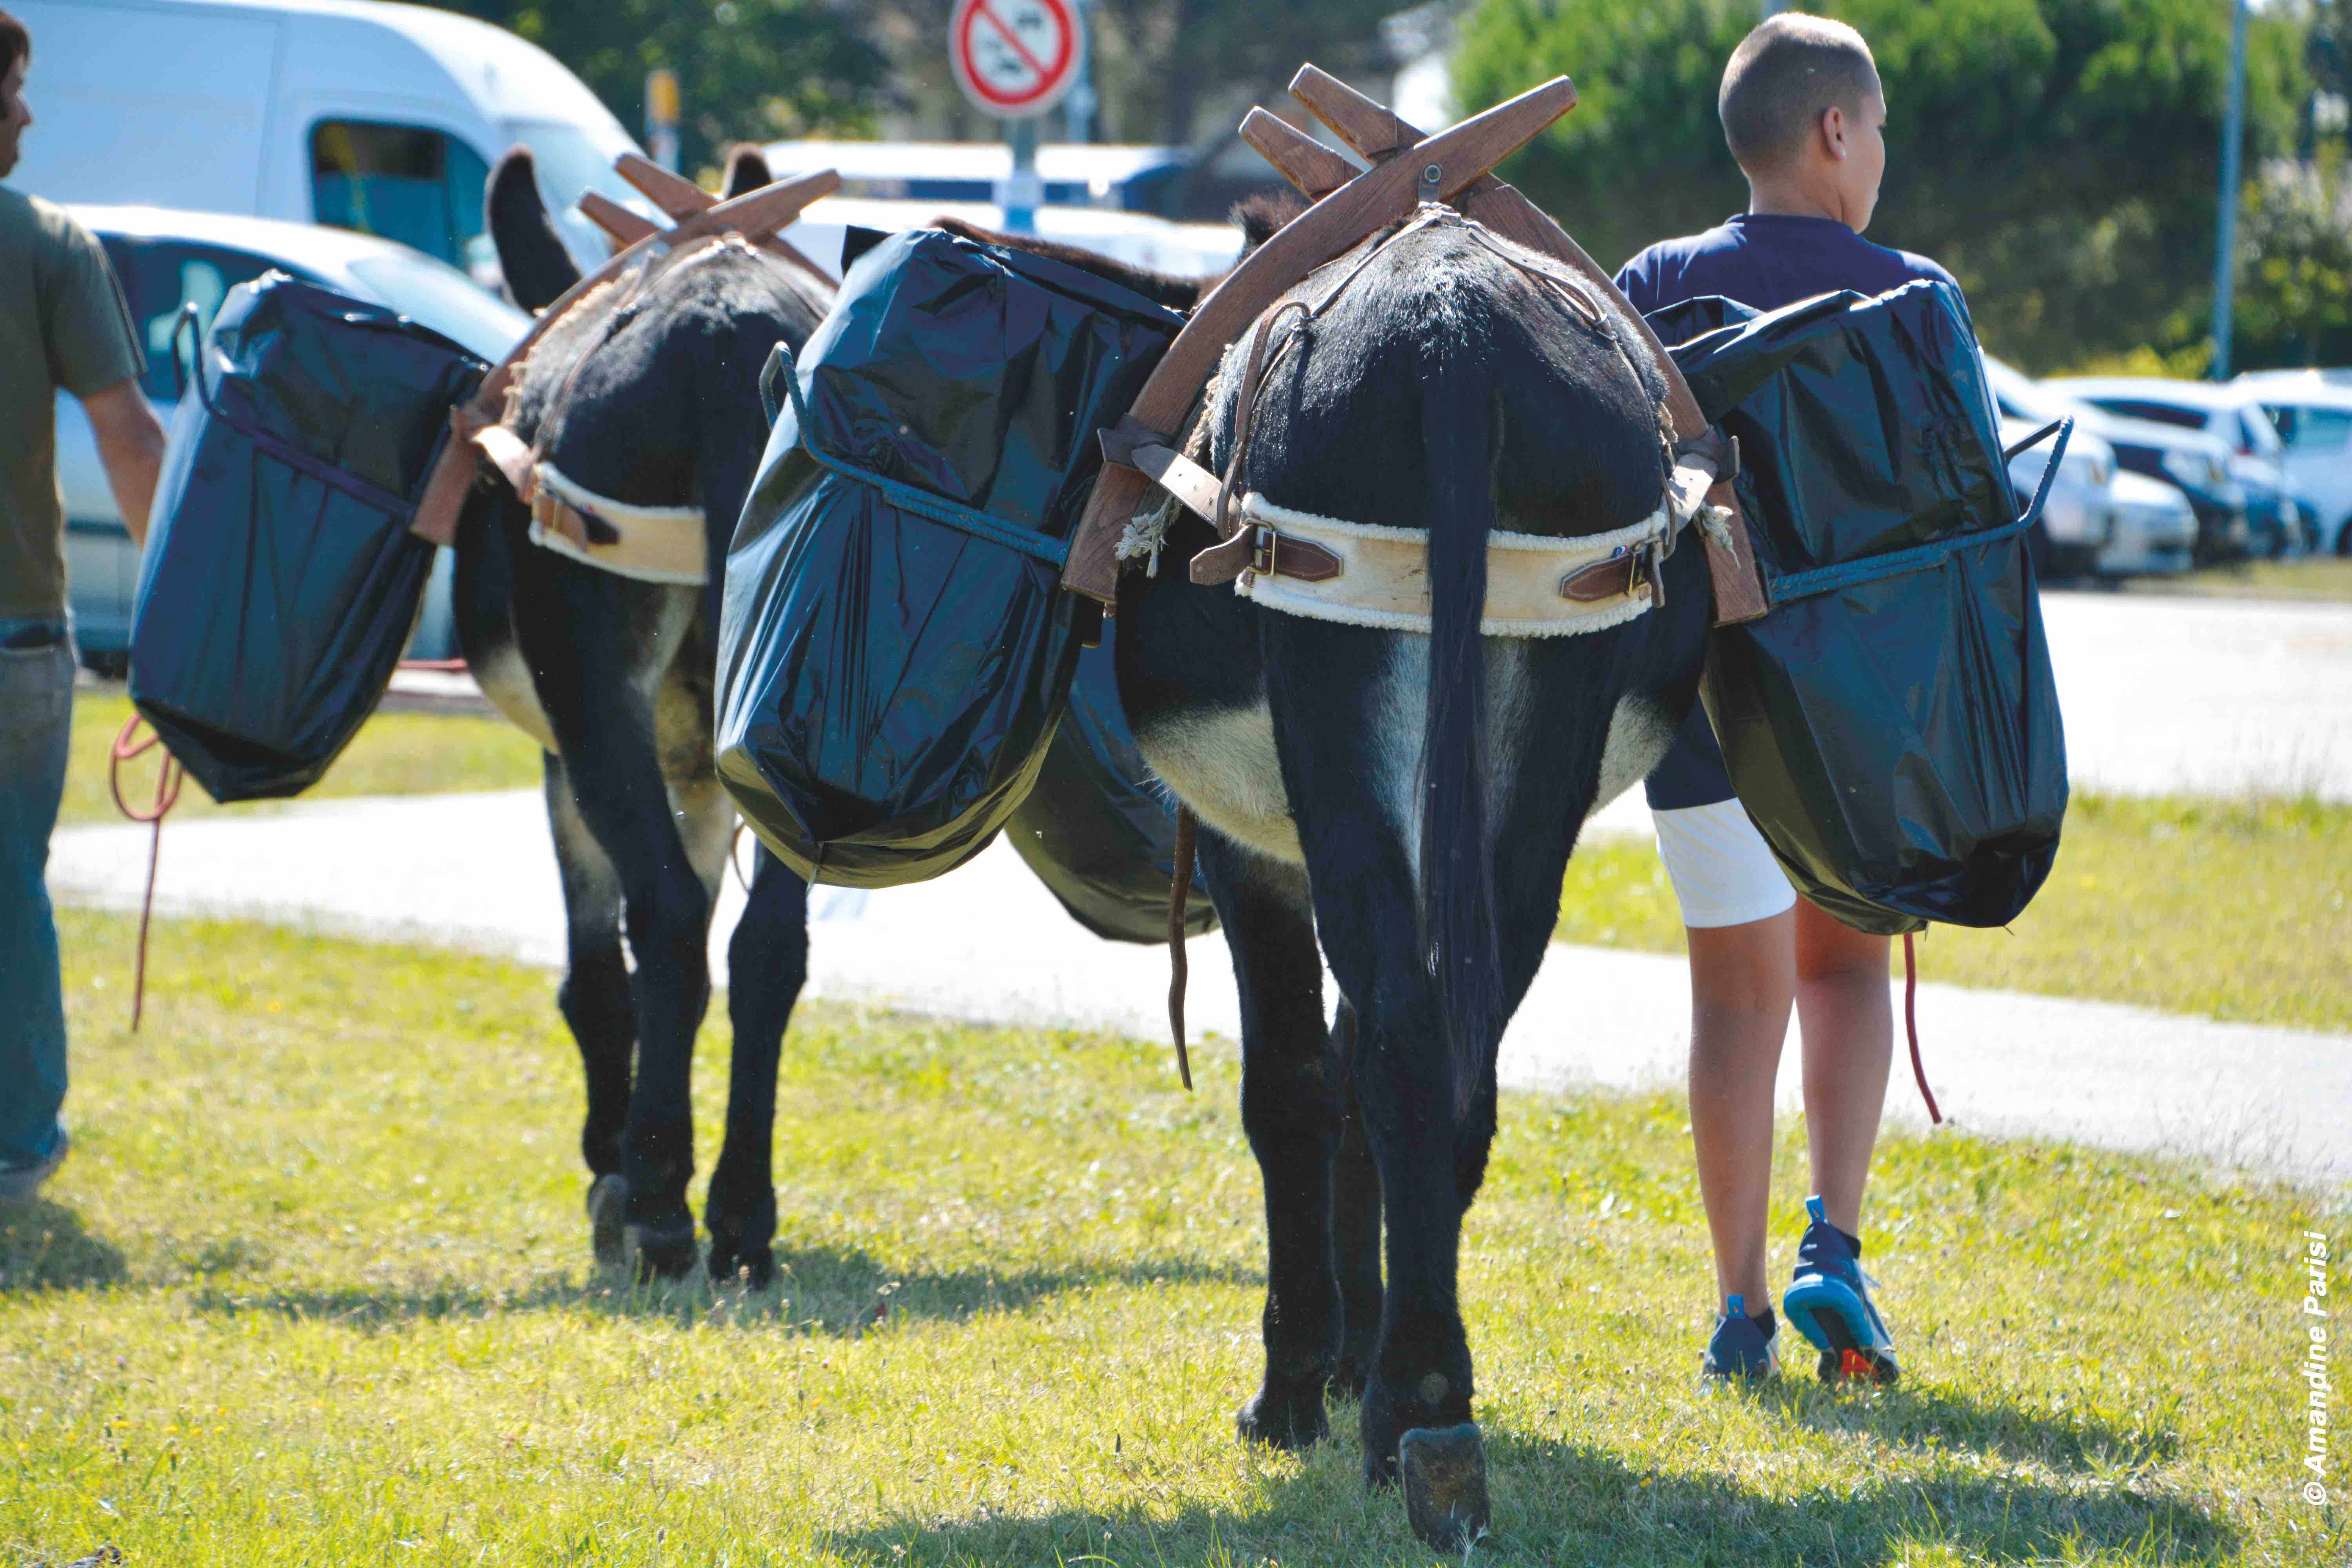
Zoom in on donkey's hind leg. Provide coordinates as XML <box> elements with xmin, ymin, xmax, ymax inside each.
<box><xmin>706</xmin><ymin>844</ymin><xmax>807</xmax><ymax>1289</ymax></box>
<box><xmin>1200</xmin><ymin>831</ymin><xmax>1343</xmax><ymax>1450</ymax></box>
<box><xmin>544</xmin><ymin>750</ymin><xmax>635</xmax><ymax>1268</ymax></box>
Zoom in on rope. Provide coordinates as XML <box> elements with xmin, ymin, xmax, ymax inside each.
<box><xmin>1903</xmin><ymin>930</ymin><xmax>1941</xmax><ymax>1124</ymax></box>
<box><xmin>1165</xmin><ymin>807</ymin><xmax>1196</xmax><ymax>1091</ymax></box>
<box><xmin>107</xmin><ymin>715</ymin><xmax>183</xmax><ymax>1032</ymax></box>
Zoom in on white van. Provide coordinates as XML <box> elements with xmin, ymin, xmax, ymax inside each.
<box><xmin>7</xmin><ymin>0</ymin><xmax>645</xmax><ymax>274</ymax></box>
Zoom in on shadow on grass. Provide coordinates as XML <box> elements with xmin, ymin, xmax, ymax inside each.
<box><xmin>175</xmin><ymin>1240</ymin><xmax>1257</xmax><ymax>1335</ymax></box>
<box><xmin>824</xmin><ymin>1420</ymin><xmax>2236</xmax><ymax>1567</ymax></box>
<box><xmin>0</xmin><ymin>1200</ymin><xmax>127</xmax><ymax>1292</ymax></box>
<box><xmin>1748</xmin><ymin>1374</ymin><xmax>2181</xmax><ymax>1472</ymax></box>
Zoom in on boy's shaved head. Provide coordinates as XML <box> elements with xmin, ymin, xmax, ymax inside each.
<box><xmin>1718</xmin><ymin>13</ymin><xmax>1880</xmax><ymax>176</ymax></box>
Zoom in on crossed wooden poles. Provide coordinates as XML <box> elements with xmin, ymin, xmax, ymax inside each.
<box><xmin>409</xmin><ymin>154</ymin><xmax>841</xmax><ymax>547</ymax></box>
<box><xmin>1066</xmin><ymin>66</ymin><xmax>1769</xmax><ymax>626</ymax></box>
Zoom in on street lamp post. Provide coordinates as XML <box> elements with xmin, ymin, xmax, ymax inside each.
<box><xmin>2212</xmin><ymin>0</ymin><xmax>2250</xmax><ymax>380</ymax></box>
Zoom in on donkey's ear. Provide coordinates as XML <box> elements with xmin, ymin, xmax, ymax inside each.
<box><xmin>484</xmin><ymin>145</ymin><xmax>582</xmax><ymax>313</ymax></box>
<box><xmin>722</xmin><ymin>144</ymin><xmax>774</xmax><ymax>199</ymax></box>
<box><xmin>1230</xmin><ymin>192</ymin><xmax>1307</xmax><ymax>257</ymax></box>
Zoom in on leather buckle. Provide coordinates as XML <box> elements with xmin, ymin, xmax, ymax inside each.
<box><xmin>1251</xmin><ymin>524</ymin><xmax>1278</xmax><ymax>579</ymax></box>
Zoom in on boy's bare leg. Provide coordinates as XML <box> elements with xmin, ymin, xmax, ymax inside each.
<box><xmin>1684</xmin><ymin>910</ymin><xmax>1797</xmax><ymax>1310</ymax></box>
<box><xmin>1792</xmin><ymin>899</ymin><xmax>1892</xmax><ymax>1236</ymax></box>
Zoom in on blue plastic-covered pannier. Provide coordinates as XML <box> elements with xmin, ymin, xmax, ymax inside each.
<box><xmin>716</xmin><ymin>227</ymin><xmax>1184</xmax><ymax>887</ymax></box>
<box><xmin>130</xmin><ymin>274</ymin><xmax>485</xmax><ymax>802</ymax></box>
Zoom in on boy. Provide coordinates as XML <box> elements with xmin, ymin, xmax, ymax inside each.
<box><xmin>1612</xmin><ymin>13</ymin><xmax>1961</xmax><ymax>1385</ymax></box>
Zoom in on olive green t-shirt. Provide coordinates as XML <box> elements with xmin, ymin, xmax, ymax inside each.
<box><xmin>1</xmin><ymin>187</ymin><xmax>144</xmax><ymax>622</ymax></box>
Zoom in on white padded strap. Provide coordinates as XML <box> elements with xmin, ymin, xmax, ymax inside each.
<box><xmin>1232</xmin><ymin>492</ymin><xmax>1668</xmax><ymax>638</ymax></box>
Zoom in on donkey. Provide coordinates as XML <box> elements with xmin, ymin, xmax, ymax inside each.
<box><xmin>451</xmin><ymin>146</ymin><xmax>828</xmax><ymax>1283</ymax></box>
<box><xmin>1107</xmin><ymin>208</ymin><xmax>1713</xmax><ymax>1524</ymax></box>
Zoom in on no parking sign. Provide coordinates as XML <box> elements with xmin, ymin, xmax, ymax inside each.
<box><xmin>949</xmin><ymin>0</ymin><xmax>1085</xmax><ymax>120</ymax></box>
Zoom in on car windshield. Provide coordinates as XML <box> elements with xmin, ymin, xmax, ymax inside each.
<box><xmin>2269</xmin><ymin>404</ymin><xmax>2352</xmax><ymax>450</ymax></box>
<box><xmin>347</xmin><ymin>252</ymin><xmax>530</xmax><ymax>363</ymax></box>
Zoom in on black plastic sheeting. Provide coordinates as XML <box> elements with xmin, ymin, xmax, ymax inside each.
<box><xmin>130</xmin><ymin>274</ymin><xmax>482</xmax><ymax>802</ymax></box>
<box><xmin>1659</xmin><ymin>279</ymin><xmax>2068</xmax><ymax>933</ymax></box>
<box><xmin>1004</xmin><ymin>639</ymin><xmax>1216</xmax><ymax>943</ymax></box>
<box><xmin>716</xmin><ymin>228</ymin><xmax>1184</xmax><ymax>887</ymax></box>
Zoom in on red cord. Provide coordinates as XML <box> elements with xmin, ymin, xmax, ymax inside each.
<box><xmin>107</xmin><ymin>715</ymin><xmax>183</xmax><ymax>1031</ymax></box>
<box><xmin>1903</xmin><ymin>930</ymin><xmax>1941</xmax><ymax>1124</ymax></box>
<box><xmin>395</xmin><ymin>658</ymin><xmax>469</xmax><ymax>673</ymax></box>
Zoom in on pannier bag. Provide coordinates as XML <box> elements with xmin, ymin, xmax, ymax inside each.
<box><xmin>1662</xmin><ymin>279</ymin><xmax>2068</xmax><ymax>933</ymax></box>
<box><xmin>1004</xmin><ymin>638</ymin><xmax>1216</xmax><ymax>944</ymax></box>
<box><xmin>130</xmin><ymin>274</ymin><xmax>484</xmax><ymax>802</ymax></box>
<box><xmin>716</xmin><ymin>228</ymin><xmax>1184</xmax><ymax>887</ymax></box>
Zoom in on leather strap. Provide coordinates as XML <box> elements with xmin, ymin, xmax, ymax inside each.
<box><xmin>1192</xmin><ymin>524</ymin><xmax>1345</xmax><ymax>586</ymax></box>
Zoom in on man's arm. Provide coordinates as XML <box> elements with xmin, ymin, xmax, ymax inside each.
<box><xmin>81</xmin><ymin>379</ymin><xmax>165</xmax><ymax>548</ymax></box>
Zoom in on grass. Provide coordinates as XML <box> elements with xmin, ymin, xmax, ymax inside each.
<box><xmin>1561</xmin><ymin>793</ymin><xmax>2352</xmax><ymax>1034</ymax></box>
<box><xmin>2118</xmin><ymin>555</ymin><xmax>2352</xmax><ymax>602</ymax></box>
<box><xmin>58</xmin><ymin>686</ymin><xmax>543</xmax><ymax>827</ymax></box>
<box><xmin>5</xmin><ymin>910</ymin><xmax>2345</xmax><ymax>1566</ymax></box>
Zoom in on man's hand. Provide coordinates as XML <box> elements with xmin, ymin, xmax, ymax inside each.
<box><xmin>81</xmin><ymin>379</ymin><xmax>166</xmax><ymax>548</ymax></box>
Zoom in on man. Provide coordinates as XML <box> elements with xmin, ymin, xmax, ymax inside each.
<box><xmin>1612</xmin><ymin>13</ymin><xmax>1962</xmax><ymax>1386</ymax></box>
<box><xmin>1</xmin><ymin>5</ymin><xmax>168</xmax><ymax>1203</ymax></box>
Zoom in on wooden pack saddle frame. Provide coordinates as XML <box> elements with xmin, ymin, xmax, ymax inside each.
<box><xmin>1062</xmin><ymin>65</ymin><xmax>1771</xmax><ymax>630</ymax></box>
<box><xmin>408</xmin><ymin>152</ymin><xmax>843</xmax><ymax>557</ymax></box>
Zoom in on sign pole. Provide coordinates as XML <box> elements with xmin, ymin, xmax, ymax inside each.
<box><xmin>645</xmin><ymin>68</ymin><xmax>680</xmax><ymax>175</ymax></box>
<box><xmin>1005</xmin><ymin>118</ymin><xmax>1042</xmax><ymax>234</ymax></box>
<box><xmin>2211</xmin><ymin>0</ymin><xmax>2249</xmax><ymax>380</ymax></box>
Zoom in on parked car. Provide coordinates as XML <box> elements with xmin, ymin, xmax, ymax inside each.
<box><xmin>2045</xmin><ymin>375</ymin><xmax>2306</xmax><ymax>558</ymax></box>
<box><xmin>63</xmin><ymin>205</ymin><xmax>529</xmax><ymax>669</ymax></box>
<box><xmin>1983</xmin><ymin>358</ymin><xmax>2118</xmax><ymax>576</ymax></box>
<box><xmin>8</xmin><ymin>0</ymin><xmax>649</xmax><ymax>281</ymax></box>
<box><xmin>2097</xmin><ymin>469</ymin><xmax>2201</xmax><ymax>576</ymax></box>
<box><xmin>2234</xmin><ymin>369</ymin><xmax>2352</xmax><ymax>554</ymax></box>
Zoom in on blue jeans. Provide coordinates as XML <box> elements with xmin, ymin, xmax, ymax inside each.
<box><xmin>0</xmin><ymin>617</ymin><xmax>73</xmax><ymax>1169</ymax></box>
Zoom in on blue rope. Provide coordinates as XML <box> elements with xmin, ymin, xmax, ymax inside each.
<box><xmin>1768</xmin><ymin>514</ymin><xmax>2034</xmax><ymax>600</ymax></box>
<box><xmin>762</xmin><ymin>342</ymin><xmax>1070</xmax><ymax>568</ymax></box>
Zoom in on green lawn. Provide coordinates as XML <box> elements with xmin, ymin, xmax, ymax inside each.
<box><xmin>1562</xmin><ymin>793</ymin><xmax>2352</xmax><ymax>1034</ymax></box>
<box><xmin>4</xmin><ymin>911</ymin><xmax>2342</xmax><ymax>1566</ymax></box>
<box><xmin>58</xmin><ymin>687</ymin><xmax>543</xmax><ymax>827</ymax></box>
<box><xmin>2118</xmin><ymin>555</ymin><xmax>2352</xmax><ymax>602</ymax></box>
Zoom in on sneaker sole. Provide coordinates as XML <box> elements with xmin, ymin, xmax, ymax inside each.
<box><xmin>1786</xmin><ymin>1279</ymin><xmax>1898</xmax><ymax>1386</ymax></box>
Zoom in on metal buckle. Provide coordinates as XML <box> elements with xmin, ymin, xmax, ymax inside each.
<box><xmin>1251</xmin><ymin>524</ymin><xmax>1279</xmax><ymax>578</ymax></box>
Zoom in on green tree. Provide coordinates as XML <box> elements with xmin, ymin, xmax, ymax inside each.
<box><xmin>419</xmin><ymin>0</ymin><xmax>888</xmax><ymax>183</ymax></box>
<box><xmin>1453</xmin><ymin>0</ymin><xmax>2306</xmax><ymax>371</ymax></box>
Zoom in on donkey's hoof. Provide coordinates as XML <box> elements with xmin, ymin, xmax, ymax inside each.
<box><xmin>628</xmin><ymin>1222</ymin><xmax>700</xmax><ymax>1282</ymax></box>
<box><xmin>1399</xmin><ymin>1422</ymin><xmax>1489</xmax><ymax>1551</ymax></box>
<box><xmin>708</xmin><ymin>1244</ymin><xmax>776</xmax><ymax>1292</ymax></box>
<box><xmin>585</xmin><ymin>1175</ymin><xmax>629</xmax><ymax>1268</ymax></box>
<box><xmin>1236</xmin><ymin>1381</ymin><xmax>1329</xmax><ymax>1450</ymax></box>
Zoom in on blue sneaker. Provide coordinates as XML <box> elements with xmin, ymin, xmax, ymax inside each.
<box><xmin>1783</xmin><ymin>1195</ymin><xmax>1899</xmax><ymax>1386</ymax></box>
<box><xmin>1699</xmin><ymin>1293</ymin><xmax>1780</xmax><ymax>1383</ymax></box>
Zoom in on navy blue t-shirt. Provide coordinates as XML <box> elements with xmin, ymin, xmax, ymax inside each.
<box><xmin>1620</xmin><ymin>213</ymin><xmax>1960</xmax><ymax>811</ymax></box>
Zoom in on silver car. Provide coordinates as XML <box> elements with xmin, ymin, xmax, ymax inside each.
<box><xmin>64</xmin><ymin>205</ymin><xmax>528</xmax><ymax>668</ymax></box>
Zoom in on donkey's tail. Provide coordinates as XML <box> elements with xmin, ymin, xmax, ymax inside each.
<box><xmin>1418</xmin><ymin>320</ymin><xmax>1504</xmax><ymax>1122</ymax></box>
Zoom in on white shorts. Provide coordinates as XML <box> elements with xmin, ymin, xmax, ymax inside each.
<box><xmin>1652</xmin><ymin>799</ymin><xmax>1797</xmax><ymax>929</ymax></box>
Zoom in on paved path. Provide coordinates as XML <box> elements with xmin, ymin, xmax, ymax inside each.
<box><xmin>51</xmin><ymin>785</ymin><xmax>2350</xmax><ymax>1187</ymax></box>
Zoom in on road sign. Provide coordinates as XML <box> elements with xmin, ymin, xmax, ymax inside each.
<box><xmin>949</xmin><ymin>0</ymin><xmax>1084</xmax><ymax>121</ymax></box>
